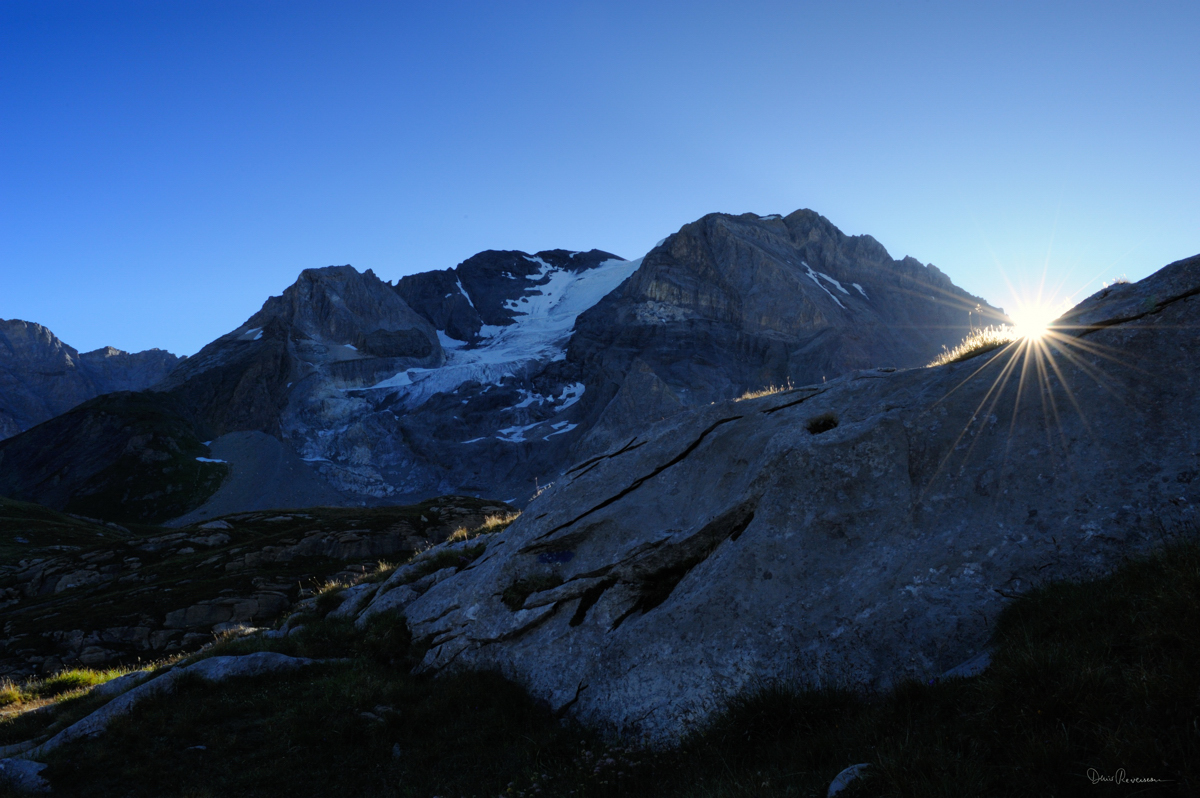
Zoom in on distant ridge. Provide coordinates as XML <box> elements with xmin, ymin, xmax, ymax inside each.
<box><xmin>0</xmin><ymin>319</ymin><xmax>180</xmax><ymax>440</ymax></box>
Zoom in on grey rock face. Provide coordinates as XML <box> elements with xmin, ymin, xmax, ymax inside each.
<box><xmin>567</xmin><ymin>210</ymin><xmax>1000</xmax><ymax>450</ymax></box>
<box><xmin>399</xmin><ymin>253</ymin><xmax>1200</xmax><ymax>741</ymax></box>
<box><xmin>0</xmin><ymin>319</ymin><xmax>179</xmax><ymax>440</ymax></box>
<box><xmin>295</xmin><ymin>211</ymin><xmax>998</xmax><ymax>506</ymax></box>
<box><xmin>0</xmin><ymin>758</ymin><xmax>49</xmax><ymax>793</ymax></box>
<box><xmin>155</xmin><ymin>264</ymin><xmax>443</xmax><ymax>439</ymax></box>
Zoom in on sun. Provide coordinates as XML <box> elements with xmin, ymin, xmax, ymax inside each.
<box><xmin>1008</xmin><ymin>299</ymin><xmax>1069</xmax><ymax>340</ymax></box>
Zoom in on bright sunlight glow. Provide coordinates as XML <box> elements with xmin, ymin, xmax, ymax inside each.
<box><xmin>1008</xmin><ymin>300</ymin><xmax>1071</xmax><ymax>340</ymax></box>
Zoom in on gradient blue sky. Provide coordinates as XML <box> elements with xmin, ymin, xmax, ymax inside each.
<box><xmin>2</xmin><ymin>0</ymin><xmax>1197</xmax><ymax>356</ymax></box>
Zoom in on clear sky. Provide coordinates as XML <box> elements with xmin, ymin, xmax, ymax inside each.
<box><xmin>2</xmin><ymin>0</ymin><xmax>1197</xmax><ymax>356</ymax></box>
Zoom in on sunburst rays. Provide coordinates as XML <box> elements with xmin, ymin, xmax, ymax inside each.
<box><xmin>923</xmin><ymin>307</ymin><xmax>1142</xmax><ymax>500</ymax></box>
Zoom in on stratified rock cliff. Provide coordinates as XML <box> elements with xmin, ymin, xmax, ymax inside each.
<box><xmin>567</xmin><ymin>210</ymin><xmax>1001</xmax><ymax>453</ymax></box>
<box><xmin>0</xmin><ymin>320</ymin><xmax>180</xmax><ymax>440</ymax></box>
<box><xmin>384</xmin><ymin>252</ymin><xmax>1200</xmax><ymax>741</ymax></box>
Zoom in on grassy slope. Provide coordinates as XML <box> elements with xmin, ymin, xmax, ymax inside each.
<box><xmin>3</xmin><ymin>534</ymin><xmax>1192</xmax><ymax>797</ymax></box>
<box><xmin>0</xmin><ymin>392</ymin><xmax>228</xmax><ymax>524</ymax></box>
<box><xmin>0</xmin><ymin>497</ymin><xmax>149</xmax><ymax>560</ymax></box>
<box><xmin>0</xmin><ymin>496</ymin><xmax>509</xmax><ymax>674</ymax></box>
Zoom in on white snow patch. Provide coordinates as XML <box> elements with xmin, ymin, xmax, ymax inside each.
<box><xmin>555</xmin><ymin>382</ymin><xmax>585</xmax><ymax>410</ymax></box>
<box><xmin>802</xmin><ymin>262</ymin><xmax>845</xmax><ymax>309</ymax></box>
<box><xmin>437</xmin><ymin>330</ymin><xmax>468</xmax><ymax>350</ymax></box>
<box><xmin>195</xmin><ymin>457</ymin><xmax>227</xmax><ymax>464</ymax></box>
<box><xmin>477</xmin><ymin>324</ymin><xmax>508</xmax><ymax>339</ymax></box>
<box><xmin>456</xmin><ymin>277</ymin><xmax>476</xmax><ymax>309</ymax></box>
<box><xmin>543</xmin><ymin>422</ymin><xmax>578</xmax><ymax>440</ymax></box>
<box><xmin>853</xmin><ymin>283</ymin><xmax>868</xmax><ymax>299</ymax></box>
<box><xmin>302</xmin><ymin>456</ymin><xmax>331</xmax><ymax>462</ymax></box>
<box><xmin>367</xmin><ymin>256</ymin><xmax>642</xmax><ymax>408</ymax></box>
<box><xmin>345</xmin><ymin>344</ymin><xmax>357</xmax><ymax>351</ymax></box>
<box><xmin>495</xmin><ymin>422</ymin><xmax>543</xmax><ymax>443</ymax></box>
<box><xmin>817</xmin><ymin>272</ymin><xmax>851</xmax><ymax>295</ymax></box>
<box><xmin>510</xmin><ymin>390</ymin><xmax>544</xmax><ymax>410</ymax></box>
<box><xmin>759</xmin><ymin>214</ymin><xmax>782</xmax><ymax>220</ymax></box>
<box><xmin>461</xmin><ymin>437</ymin><xmax>487</xmax><ymax>444</ymax></box>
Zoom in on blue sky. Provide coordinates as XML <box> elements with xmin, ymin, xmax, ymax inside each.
<box><xmin>2</xmin><ymin>0</ymin><xmax>1197</xmax><ymax>356</ymax></box>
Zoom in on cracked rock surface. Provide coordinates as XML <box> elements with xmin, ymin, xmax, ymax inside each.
<box><xmin>400</xmin><ymin>253</ymin><xmax>1200</xmax><ymax>741</ymax></box>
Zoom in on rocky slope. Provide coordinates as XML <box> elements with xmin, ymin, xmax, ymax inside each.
<box><xmin>0</xmin><ymin>319</ymin><xmax>179</xmax><ymax>440</ymax></box>
<box><xmin>0</xmin><ymin>210</ymin><xmax>1000</xmax><ymax>522</ymax></box>
<box><xmin>369</xmin><ymin>251</ymin><xmax>1200</xmax><ymax>740</ymax></box>
<box><xmin>0</xmin><ymin>391</ymin><xmax>228</xmax><ymax>524</ymax></box>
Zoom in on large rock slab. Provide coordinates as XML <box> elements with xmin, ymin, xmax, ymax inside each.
<box><xmin>401</xmin><ymin>253</ymin><xmax>1200</xmax><ymax>741</ymax></box>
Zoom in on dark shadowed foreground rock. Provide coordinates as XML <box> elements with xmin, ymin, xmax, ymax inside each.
<box><xmin>393</xmin><ymin>253</ymin><xmax>1200</xmax><ymax>741</ymax></box>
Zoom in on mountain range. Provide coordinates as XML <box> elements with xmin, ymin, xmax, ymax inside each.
<box><xmin>0</xmin><ymin>209</ymin><xmax>1001</xmax><ymax>524</ymax></box>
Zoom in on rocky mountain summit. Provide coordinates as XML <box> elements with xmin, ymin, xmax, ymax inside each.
<box><xmin>374</xmin><ymin>251</ymin><xmax>1200</xmax><ymax>740</ymax></box>
<box><xmin>0</xmin><ymin>210</ymin><xmax>998</xmax><ymax>524</ymax></box>
<box><xmin>0</xmin><ymin>320</ymin><xmax>179</xmax><ymax>441</ymax></box>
